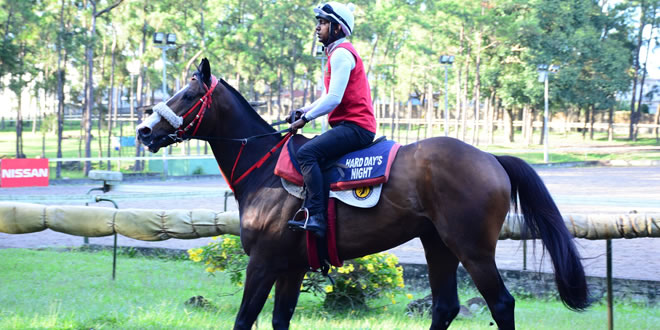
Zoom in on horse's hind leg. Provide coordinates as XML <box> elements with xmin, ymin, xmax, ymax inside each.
<box><xmin>419</xmin><ymin>230</ymin><xmax>460</xmax><ymax>329</ymax></box>
<box><xmin>234</xmin><ymin>258</ymin><xmax>278</xmax><ymax>330</ymax></box>
<box><xmin>272</xmin><ymin>269</ymin><xmax>306</xmax><ymax>330</ymax></box>
<box><xmin>461</xmin><ymin>255</ymin><xmax>515</xmax><ymax>329</ymax></box>
<box><xmin>442</xmin><ymin>209</ymin><xmax>515</xmax><ymax>329</ymax></box>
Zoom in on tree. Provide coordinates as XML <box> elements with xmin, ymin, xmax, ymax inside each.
<box><xmin>625</xmin><ymin>0</ymin><xmax>660</xmax><ymax>140</ymax></box>
<box><xmin>1</xmin><ymin>0</ymin><xmax>40</xmax><ymax>158</ymax></box>
<box><xmin>82</xmin><ymin>0</ymin><xmax>123</xmax><ymax>175</ymax></box>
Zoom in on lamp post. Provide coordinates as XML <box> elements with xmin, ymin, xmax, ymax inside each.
<box><xmin>126</xmin><ymin>60</ymin><xmax>141</xmax><ymax>126</ymax></box>
<box><xmin>153</xmin><ymin>32</ymin><xmax>176</xmax><ymax>177</ymax></box>
<box><xmin>537</xmin><ymin>64</ymin><xmax>559</xmax><ymax>163</ymax></box>
<box><xmin>153</xmin><ymin>32</ymin><xmax>177</xmax><ymax>100</ymax></box>
<box><xmin>439</xmin><ymin>55</ymin><xmax>455</xmax><ymax>136</ymax></box>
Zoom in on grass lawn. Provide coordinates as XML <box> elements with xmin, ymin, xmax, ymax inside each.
<box><xmin>0</xmin><ymin>248</ymin><xmax>658</xmax><ymax>329</ymax></box>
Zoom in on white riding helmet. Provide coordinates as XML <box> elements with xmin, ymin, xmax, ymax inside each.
<box><xmin>314</xmin><ymin>2</ymin><xmax>355</xmax><ymax>37</ymax></box>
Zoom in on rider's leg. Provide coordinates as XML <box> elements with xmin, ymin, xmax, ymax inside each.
<box><xmin>288</xmin><ymin>122</ymin><xmax>374</xmax><ymax>237</ymax></box>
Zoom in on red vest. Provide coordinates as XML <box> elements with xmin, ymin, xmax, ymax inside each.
<box><xmin>324</xmin><ymin>42</ymin><xmax>377</xmax><ymax>133</ymax></box>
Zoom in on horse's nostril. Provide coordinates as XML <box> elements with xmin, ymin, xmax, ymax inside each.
<box><xmin>139</xmin><ymin>127</ymin><xmax>152</xmax><ymax>137</ymax></box>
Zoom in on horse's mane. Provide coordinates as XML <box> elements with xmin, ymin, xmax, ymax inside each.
<box><xmin>219</xmin><ymin>78</ymin><xmax>276</xmax><ymax>133</ymax></box>
<box><xmin>219</xmin><ymin>79</ymin><xmax>255</xmax><ymax>113</ymax></box>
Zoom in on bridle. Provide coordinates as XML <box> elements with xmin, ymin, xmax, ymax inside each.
<box><xmin>165</xmin><ymin>74</ymin><xmax>220</xmax><ymax>143</ymax></box>
<box><xmin>165</xmin><ymin>73</ymin><xmax>293</xmax><ymax>191</ymax></box>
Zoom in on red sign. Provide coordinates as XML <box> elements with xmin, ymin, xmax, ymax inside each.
<box><xmin>0</xmin><ymin>158</ymin><xmax>50</xmax><ymax>188</ymax></box>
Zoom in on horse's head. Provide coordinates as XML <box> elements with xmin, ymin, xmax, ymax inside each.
<box><xmin>137</xmin><ymin>58</ymin><xmax>217</xmax><ymax>153</ymax></box>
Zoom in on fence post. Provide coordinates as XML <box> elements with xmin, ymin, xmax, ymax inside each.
<box><xmin>607</xmin><ymin>239</ymin><xmax>613</xmax><ymax>330</ymax></box>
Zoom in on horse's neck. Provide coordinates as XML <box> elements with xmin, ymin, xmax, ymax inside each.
<box><xmin>207</xmin><ymin>96</ymin><xmax>280</xmax><ymax>198</ymax></box>
<box><xmin>210</xmin><ymin>138</ymin><xmax>282</xmax><ymax>202</ymax></box>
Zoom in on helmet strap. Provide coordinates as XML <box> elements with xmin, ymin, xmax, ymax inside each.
<box><xmin>323</xmin><ymin>21</ymin><xmax>346</xmax><ymax>47</ymax></box>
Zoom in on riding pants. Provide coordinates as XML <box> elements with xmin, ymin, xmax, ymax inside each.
<box><xmin>297</xmin><ymin>121</ymin><xmax>375</xmax><ymax>217</ymax></box>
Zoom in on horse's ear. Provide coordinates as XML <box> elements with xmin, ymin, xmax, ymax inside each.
<box><xmin>200</xmin><ymin>58</ymin><xmax>211</xmax><ymax>87</ymax></box>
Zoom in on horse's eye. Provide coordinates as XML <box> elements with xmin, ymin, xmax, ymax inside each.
<box><xmin>182</xmin><ymin>91</ymin><xmax>195</xmax><ymax>100</ymax></box>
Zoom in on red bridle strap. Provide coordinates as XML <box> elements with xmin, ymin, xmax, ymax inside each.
<box><xmin>176</xmin><ymin>75</ymin><xmax>218</xmax><ymax>137</ymax></box>
<box><xmin>229</xmin><ymin>132</ymin><xmax>293</xmax><ymax>190</ymax></box>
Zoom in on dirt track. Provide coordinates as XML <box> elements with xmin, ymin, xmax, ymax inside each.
<box><xmin>1</xmin><ymin>166</ymin><xmax>659</xmax><ymax>281</ymax></box>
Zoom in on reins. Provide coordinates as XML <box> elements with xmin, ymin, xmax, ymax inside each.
<box><xmin>230</xmin><ymin>131</ymin><xmax>293</xmax><ymax>187</ymax></box>
<box><xmin>170</xmin><ymin>74</ymin><xmax>294</xmax><ymax>191</ymax></box>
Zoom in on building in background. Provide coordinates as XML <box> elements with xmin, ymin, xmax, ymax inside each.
<box><xmin>621</xmin><ymin>77</ymin><xmax>660</xmax><ymax>115</ymax></box>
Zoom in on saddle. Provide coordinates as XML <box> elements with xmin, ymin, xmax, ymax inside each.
<box><xmin>275</xmin><ymin>135</ymin><xmax>401</xmax><ymax>206</ymax></box>
<box><xmin>274</xmin><ymin>135</ymin><xmax>401</xmax><ymax>271</ymax></box>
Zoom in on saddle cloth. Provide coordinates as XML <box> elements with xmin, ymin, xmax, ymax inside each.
<box><xmin>274</xmin><ymin>136</ymin><xmax>401</xmax><ymax>272</ymax></box>
<box><xmin>274</xmin><ymin>136</ymin><xmax>401</xmax><ymax>207</ymax></box>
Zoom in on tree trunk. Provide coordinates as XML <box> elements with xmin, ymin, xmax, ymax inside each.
<box><xmin>629</xmin><ymin>1</ymin><xmax>647</xmax><ymax>140</ymax></box>
<box><xmin>107</xmin><ymin>26</ymin><xmax>117</xmax><ymax>169</ymax></box>
<box><xmin>522</xmin><ymin>106</ymin><xmax>529</xmax><ymax>144</ymax></box>
<box><xmin>289</xmin><ymin>66</ymin><xmax>295</xmax><ymax>111</ymax></box>
<box><xmin>505</xmin><ymin>107</ymin><xmax>514</xmax><ymax>143</ymax></box>
<box><xmin>608</xmin><ymin>106</ymin><xmax>614</xmax><ymax>142</ymax></box>
<box><xmin>56</xmin><ymin>0</ymin><xmax>67</xmax><ymax>178</ymax></box>
<box><xmin>302</xmin><ymin>74</ymin><xmax>308</xmax><ymax>108</ymax></box>
<box><xmin>83</xmin><ymin>5</ymin><xmax>97</xmax><ymax>175</ymax></box>
<box><xmin>277</xmin><ymin>46</ymin><xmax>284</xmax><ymax>120</ymax></box>
<box><xmin>526</xmin><ymin>106</ymin><xmax>532</xmax><ymax>142</ymax></box>
<box><xmin>406</xmin><ymin>98</ymin><xmax>412</xmax><ymax>144</ymax></box>
<box><xmin>454</xmin><ymin>25</ymin><xmax>464</xmax><ymax>139</ymax></box>
<box><xmin>461</xmin><ymin>51</ymin><xmax>470</xmax><ymax>141</ymax></box>
<box><xmin>487</xmin><ymin>89</ymin><xmax>495</xmax><ymax>145</ymax></box>
<box><xmin>582</xmin><ymin>107</ymin><xmax>590</xmax><ymax>140</ymax></box>
<box><xmin>84</xmin><ymin>0</ymin><xmax>123</xmax><ymax>175</ymax></box>
<box><xmin>15</xmin><ymin>92</ymin><xmax>24</xmax><ymax>158</ymax></box>
<box><xmin>634</xmin><ymin>4</ymin><xmax>657</xmax><ymax>141</ymax></box>
<box><xmin>472</xmin><ymin>24</ymin><xmax>482</xmax><ymax>146</ymax></box>
<box><xmin>135</xmin><ymin>2</ymin><xmax>147</xmax><ymax>172</ymax></box>
<box><xmin>655</xmin><ymin>104</ymin><xmax>659</xmax><ymax>143</ymax></box>
<box><xmin>268</xmin><ymin>82</ymin><xmax>274</xmax><ymax>118</ymax></box>
<box><xmin>426</xmin><ymin>83</ymin><xmax>433</xmax><ymax>138</ymax></box>
<box><xmin>365</xmin><ymin>34</ymin><xmax>379</xmax><ymax>79</ymax></box>
<box><xmin>390</xmin><ymin>88</ymin><xmax>395</xmax><ymax>140</ymax></box>
<box><xmin>32</xmin><ymin>92</ymin><xmax>39</xmax><ymax>134</ymax></box>
<box><xmin>590</xmin><ymin>105</ymin><xmax>596</xmax><ymax>140</ymax></box>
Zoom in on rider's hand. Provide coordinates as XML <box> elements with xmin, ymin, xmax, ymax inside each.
<box><xmin>290</xmin><ymin>117</ymin><xmax>307</xmax><ymax>134</ymax></box>
<box><xmin>286</xmin><ymin>109</ymin><xmax>304</xmax><ymax>124</ymax></box>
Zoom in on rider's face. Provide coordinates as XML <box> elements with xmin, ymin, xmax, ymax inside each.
<box><xmin>316</xmin><ymin>18</ymin><xmax>330</xmax><ymax>43</ymax></box>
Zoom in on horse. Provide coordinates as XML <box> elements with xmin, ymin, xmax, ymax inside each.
<box><xmin>136</xmin><ymin>58</ymin><xmax>590</xmax><ymax>330</ymax></box>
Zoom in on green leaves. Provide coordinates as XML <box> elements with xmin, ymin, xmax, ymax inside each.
<box><xmin>0</xmin><ymin>0</ymin><xmax>651</xmax><ymax>135</ymax></box>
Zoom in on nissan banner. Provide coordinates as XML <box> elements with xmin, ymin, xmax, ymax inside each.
<box><xmin>0</xmin><ymin>158</ymin><xmax>50</xmax><ymax>188</ymax></box>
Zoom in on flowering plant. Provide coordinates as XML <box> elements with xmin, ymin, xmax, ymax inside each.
<box><xmin>317</xmin><ymin>253</ymin><xmax>405</xmax><ymax>309</ymax></box>
<box><xmin>188</xmin><ymin>237</ymin><xmax>407</xmax><ymax>310</ymax></box>
<box><xmin>187</xmin><ymin>235</ymin><xmax>248</xmax><ymax>287</ymax></box>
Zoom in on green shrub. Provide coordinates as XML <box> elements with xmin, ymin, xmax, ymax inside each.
<box><xmin>188</xmin><ymin>236</ymin><xmax>248</xmax><ymax>287</ymax></box>
<box><xmin>188</xmin><ymin>236</ymin><xmax>407</xmax><ymax>310</ymax></box>
<box><xmin>317</xmin><ymin>253</ymin><xmax>405</xmax><ymax>310</ymax></box>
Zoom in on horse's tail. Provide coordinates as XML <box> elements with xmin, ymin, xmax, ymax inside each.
<box><xmin>495</xmin><ymin>155</ymin><xmax>591</xmax><ymax>311</ymax></box>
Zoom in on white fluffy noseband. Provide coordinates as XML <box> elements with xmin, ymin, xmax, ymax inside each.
<box><xmin>153</xmin><ymin>102</ymin><xmax>183</xmax><ymax>128</ymax></box>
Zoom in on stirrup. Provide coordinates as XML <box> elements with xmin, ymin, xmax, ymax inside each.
<box><xmin>287</xmin><ymin>207</ymin><xmax>310</xmax><ymax>231</ymax></box>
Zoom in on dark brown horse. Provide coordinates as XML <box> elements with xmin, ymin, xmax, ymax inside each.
<box><xmin>137</xmin><ymin>59</ymin><xmax>590</xmax><ymax>330</ymax></box>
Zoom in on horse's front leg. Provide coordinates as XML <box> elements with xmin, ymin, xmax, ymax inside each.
<box><xmin>272</xmin><ymin>269</ymin><xmax>307</xmax><ymax>329</ymax></box>
<box><xmin>234</xmin><ymin>257</ymin><xmax>278</xmax><ymax>330</ymax></box>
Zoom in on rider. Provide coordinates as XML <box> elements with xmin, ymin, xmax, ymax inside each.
<box><xmin>287</xmin><ymin>2</ymin><xmax>376</xmax><ymax>238</ymax></box>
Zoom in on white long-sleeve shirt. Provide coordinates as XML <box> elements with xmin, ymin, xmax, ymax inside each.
<box><xmin>302</xmin><ymin>38</ymin><xmax>356</xmax><ymax>121</ymax></box>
